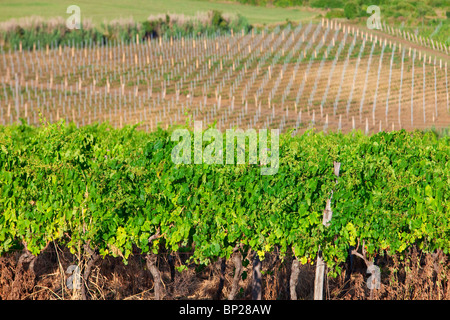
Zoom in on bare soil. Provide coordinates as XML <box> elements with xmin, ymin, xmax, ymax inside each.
<box><xmin>1</xmin><ymin>244</ymin><xmax>450</xmax><ymax>300</ymax></box>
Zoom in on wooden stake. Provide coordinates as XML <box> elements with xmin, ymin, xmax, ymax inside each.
<box><xmin>314</xmin><ymin>162</ymin><xmax>340</xmax><ymax>300</ymax></box>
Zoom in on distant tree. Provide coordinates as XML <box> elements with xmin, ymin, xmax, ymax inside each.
<box><xmin>211</xmin><ymin>10</ymin><xmax>228</xmax><ymax>30</ymax></box>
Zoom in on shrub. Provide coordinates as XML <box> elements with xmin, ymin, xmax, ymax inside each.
<box><xmin>310</xmin><ymin>0</ymin><xmax>344</xmax><ymax>9</ymax></box>
<box><xmin>142</xmin><ymin>20</ymin><xmax>158</xmax><ymax>39</ymax></box>
<box><xmin>211</xmin><ymin>10</ymin><xmax>228</xmax><ymax>30</ymax></box>
<box><xmin>0</xmin><ymin>11</ymin><xmax>253</xmax><ymax>50</ymax></box>
<box><xmin>344</xmin><ymin>1</ymin><xmax>358</xmax><ymax>19</ymax></box>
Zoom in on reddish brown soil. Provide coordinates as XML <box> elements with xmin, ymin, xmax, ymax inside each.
<box><xmin>1</xmin><ymin>244</ymin><xmax>450</xmax><ymax>300</ymax></box>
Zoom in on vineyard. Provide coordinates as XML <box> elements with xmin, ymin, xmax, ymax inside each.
<box><xmin>0</xmin><ymin>17</ymin><xmax>450</xmax><ymax>301</ymax></box>
<box><xmin>0</xmin><ymin>122</ymin><xmax>449</xmax><ymax>299</ymax></box>
<box><xmin>1</xmin><ymin>19</ymin><xmax>449</xmax><ymax>135</ymax></box>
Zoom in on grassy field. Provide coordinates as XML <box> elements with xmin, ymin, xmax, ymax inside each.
<box><xmin>0</xmin><ymin>0</ymin><xmax>320</xmax><ymax>25</ymax></box>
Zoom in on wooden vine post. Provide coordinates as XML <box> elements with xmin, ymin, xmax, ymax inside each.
<box><xmin>228</xmin><ymin>244</ymin><xmax>243</xmax><ymax>300</ymax></box>
<box><xmin>290</xmin><ymin>258</ymin><xmax>300</xmax><ymax>300</ymax></box>
<box><xmin>314</xmin><ymin>161</ymin><xmax>340</xmax><ymax>300</ymax></box>
<box><xmin>252</xmin><ymin>252</ymin><xmax>262</xmax><ymax>300</ymax></box>
<box><xmin>146</xmin><ymin>228</ymin><xmax>164</xmax><ymax>300</ymax></box>
<box><xmin>81</xmin><ymin>242</ymin><xmax>99</xmax><ymax>300</ymax></box>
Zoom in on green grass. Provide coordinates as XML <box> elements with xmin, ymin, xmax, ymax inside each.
<box><xmin>0</xmin><ymin>0</ymin><xmax>319</xmax><ymax>25</ymax></box>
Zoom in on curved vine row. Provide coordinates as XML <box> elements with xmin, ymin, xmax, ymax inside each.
<box><xmin>0</xmin><ymin>121</ymin><xmax>449</xmax><ymax>282</ymax></box>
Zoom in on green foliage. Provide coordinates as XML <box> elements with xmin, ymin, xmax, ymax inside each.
<box><xmin>141</xmin><ymin>20</ymin><xmax>159</xmax><ymax>39</ymax></box>
<box><xmin>236</xmin><ymin>0</ymin><xmax>304</xmax><ymax>6</ymax></box>
<box><xmin>325</xmin><ymin>9</ymin><xmax>346</xmax><ymax>19</ymax></box>
<box><xmin>425</xmin><ymin>126</ymin><xmax>450</xmax><ymax>139</ymax></box>
<box><xmin>273</xmin><ymin>0</ymin><xmax>304</xmax><ymax>7</ymax></box>
<box><xmin>238</xmin><ymin>0</ymin><xmax>268</xmax><ymax>5</ymax></box>
<box><xmin>0</xmin><ymin>11</ymin><xmax>252</xmax><ymax>51</ymax></box>
<box><xmin>344</xmin><ymin>1</ymin><xmax>359</xmax><ymax>19</ymax></box>
<box><xmin>228</xmin><ymin>0</ymin><xmax>448</xmax><ymax>44</ymax></box>
<box><xmin>0</xmin><ymin>123</ymin><xmax>448</xmax><ymax>275</ymax></box>
<box><xmin>211</xmin><ymin>10</ymin><xmax>228</xmax><ymax>30</ymax></box>
<box><xmin>1</xmin><ymin>24</ymin><xmax>105</xmax><ymax>51</ymax></box>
